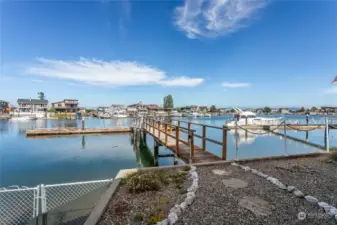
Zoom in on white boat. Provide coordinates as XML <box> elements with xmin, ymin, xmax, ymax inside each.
<box><xmin>98</xmin><ymin>112</ymin><xmax>111</xmax><ymax>119</ymax></box>
<box><xmin>226</xmin><ymin>107</ymin><xmax>283</xmax><ymax>127</ymax></box>
<box><xmin>171</xmin><ymin>111</ymin><xmax>182</xmax><ymax>117</ymax></box>
<box><xmin>112</xmin><ymin>110</ymin><xmax>128</xmax><ymax>118</ymax></box>
<box><xmin>204</xmin><ymin>113</ymin><xmax>212</xmax><ymax>117</ymax></box>
<box><xmin>10</xmin><ymin>116</ymin><xmax>37</xmax><ymax>121</ymax></box>
<box><xmin>189</xmin><ymin>111</ymin><xmax>203</xmax><ymax>118</ymax></box>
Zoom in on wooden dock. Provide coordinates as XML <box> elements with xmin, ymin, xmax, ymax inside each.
<box><xmin>142</xmin><ymin>118</ymin><xmax>225</xmax><ymax>164</ymax></box>
<box><xmin>26</xmin><ymin>127</ymin><xmax>131</xmax><ymax>136</ymax></box>
<box><xmin>227</xmin><ymin>124</ymin><xmax>325</xmax><ymax>131</ymax></box>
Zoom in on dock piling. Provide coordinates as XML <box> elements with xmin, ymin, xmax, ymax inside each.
<box><xmin>222</xmin><ymin>125</ymin><xmax>227</xmax><ymax>160</ymax></box>
<box><xmin>325</xmin><ymin>118</ymin><xmax>330</xmax><ymax>152</ymax></box>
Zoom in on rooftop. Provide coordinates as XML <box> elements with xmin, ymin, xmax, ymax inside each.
<box><xmin>17</xmin><ymin>99</ymin><xmax>48</xmax><ymax>104</ymax></box>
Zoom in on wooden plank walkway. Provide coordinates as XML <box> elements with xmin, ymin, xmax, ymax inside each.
<box><xmin>26</xmin><ymin>127</ymin><xmax>131</xmax><ymax>136</ymax></box>
<box><xmin>144</xmin><ymin>127</ymin><xmax>222</xmax><ymax>164</ymax></box>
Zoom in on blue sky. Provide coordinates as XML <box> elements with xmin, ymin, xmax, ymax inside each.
<box><xmin>1</xmin><ymin>0</ymin><xmax>337</xmax><ymax>108</ymax></box>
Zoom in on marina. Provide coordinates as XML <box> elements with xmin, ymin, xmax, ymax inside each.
<box><xmin>1</xmin><ymin>115</ymin><xmax>334</xmax><ymax>187</ymax></box>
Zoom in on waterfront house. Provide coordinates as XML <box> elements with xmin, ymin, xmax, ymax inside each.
<box><xmin>18</xmin><ymin>98</ymin><xmax>48</xmax><ymax>113</ymax></box>
<box><xmin>0</xmin><ymin>100</ymin><xmax>9</xmax><ymax>113</ymax></box>
<box><xmin>279</xmin><ymin>108</ymin><xmax>290</xmax><ymax>114</ymax></box>
<box><xmin>51</xmin><ymin>99</ymin><xmax>79</xmax><ymax>112</ymax></box>
<box><xmin>198</xmin><ymin>106</ymin><xmax>209</xmax><ymax>113</ymax></box>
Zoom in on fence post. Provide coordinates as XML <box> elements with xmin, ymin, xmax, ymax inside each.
<box><xmin>325</xmin><ymin>118</ymin><xmax>330</xmax><ymax>152</ymax></box>
<box><xmin>170</xmin><ymin>118</ymin><xmax>173</xmax><ymax>134</ymax></box>
<box><xmin>188</xmin><ymin>122</ymin><xmax>191</xmax><ymax>130</ymax></box>
<box><xmin>81</xmin><ymin>118</ymin><xmax>85</xmax><ymax>130</ymax></box>
<box><xmin>284</xmin><ymin>120</ymin><xmax>287</xmax><ymax>153</ymax></box>
<box><xmin>152</xmin><ymin>120</ymin><xmax>155</xmax><ymax>136</ymax></box>
<box><xmin>188</xmin><ymin>130</ymin><xmax>195</xmax><ymax>163</ymax></box>
<box><xmin>202</xmin><ymin>125</ymin><xmax>206</xmax><ymax>151</ymax></box>
<box><xmin>158</xmin><ymin>121</ymin><xmax>161</xmax><ymax>140</ymax></box>
<box><xmin>165</xmin><ymin>123</ymin><xmax>168</xmax><ymax>146</ymax></box>
<box><xmin>176</xmin><ymin>122</ymin><xmax>180</xmax><ymax>155</ymax></box>
<box><xmin>222</xmin><ymin>125</ymin><xmax>227</xmax><ymax>160</ymax></box>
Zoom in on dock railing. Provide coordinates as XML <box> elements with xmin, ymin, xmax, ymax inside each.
<box><xmin>143</xmin><ymin>117</ymin><xmax>228</xmax><ymax>160</ymax></box>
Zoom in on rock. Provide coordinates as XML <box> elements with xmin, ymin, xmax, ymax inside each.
<box><xmin>187</xmin><ymin>191</ymin><xmax>195</xmax><ymax>199</ymax></box>
<box><xmin>294</xmin><ymin>190</ymin><xmax>304</xmax><ymax>198</ymax></box>
<box><xmin>187</xmin><ymin>183</ymin><xmax>198</xmax><ymax>192</ymax></box>
<box><xmin>212</xmin><ymin>169</ymin><xmax>232</xmax><ymax>176</ymax></box>
<box><xmin>268</xmin><ymin>177</ymin><xmax>287</xmax><ymax>190</ymax></box>
<box><xmin>318</xmin><ymin>202</ymin><xmax>329</xmax><ymax>208</ymax></box>
<box><xmin>157</xmin><ymin>219</ymin><xmax>168</xmax><ymax>225</ymax></box>
<box><xmin>222</xmin><ymin>178</ymin><xmax>248</xmax><ymax>189</ymax></box>
<box><xmin>287</xmin><ymin>186</ymin><xmax>296</xmax><ymax>193</ymax></box>
<box><xmin>243</xmin><ymin>166</ymin><xmax>251</xmax><ymax>172</ymax></box>
<box><xmin>179</xmin><ymin>202</ymin><xmax>187</xmax><ymax>211</ymax></box>
<box><xmin>250</xmin><ymin>169</ymin><xmax>259</xmax><ymax>174</ymax></box>
<box><xmin>335</xmin><ymin>215</ymin><xmax>337</xmax><ymax>221</ymax></box>
<box><xmin>185</xmin><ymin>196</ymin><xmax>194</xmax><ymax>205</ymax></box>
<box><xmin>170</xmin><ymin>205</ymin><xmax>182</xmax><ymax>216</ymax></box>
<box><xmin>256</xmin><ymin>172</ymin><xmax>268</xmax><ymax>178</ymax></box>
<box><xmin>190</xmin><ymin>171</ymin><xmax>198</xmax><ymax>180</ymax></box>
<box><xmin>328</xmin><ymin>207</ymin><xmax>337</xmax><ymax>216</ymax></box>
<box><xmin>304</xmin><ymin>196</ymin><xmax>318</xmax><ymax>204</ymax></box>
<box><xmin>168</xmin><ymin>212</ymin><xmax>178</xmax><ymax>225</ymax></box>
<box><xmin>231</xmin><ymin>162</ymin><xmax>239</xmax><ymax>166</ymax></box>
<box><xmin>238</xmin><ymin>196</ymin><xmax>273</xmax><ymax>216</ymax></box>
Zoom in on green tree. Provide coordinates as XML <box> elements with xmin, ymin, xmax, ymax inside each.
<box><xmin>163</xmin><ymin>94</ymin><xmax>174</xmax><ymax>109</ymax></box>
<box><xmin>210</xmin><ymin>105</ymin><xmax>216</xmax><ymax>112</ymax></box>
<box><xmin>311</xmin><ymin>106</ymin><xmax>318</xmax><ymax>112</ymax></box>
<box><xmin>37</xmin><ymin>92</ymin><xmax>45</xmax><ymax>100</ymax></box>
<box><xmin>298</xmin><ymin>107</ymin><xmax>305</xmax><ymax>113</ymax></box>
<box><xmin>230</xmin><ymin>108</ymin><xmax>236</xmax><ymax>113</ymax></box>
<box><xmin>85</xmin><ymin>109</ymin><xmax>93</xmax><ymax>113</ymax></box>
<box><xmin>49</xmin><ymin>108</ymin><xmax>56</xmax><ymax>113</ymax></box>
<box><xmin>264</xmin><ymin>107</ymin><xmax>271</xmax><ymax>114</ymax></box>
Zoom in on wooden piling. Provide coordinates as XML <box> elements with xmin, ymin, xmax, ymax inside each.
<box><xmin>202</xmin><ymin>125</ymin><xmax>206</xmax><ymax>151</ymax></box>
<box><xmin>222</xmin><ymin>126</ymin><xmax>227</xmax><ymax>160</ymax></box>
<box><xmin>165</xmin><ymin>123</ymin><xmax>168</xmax><ymax>146</ymax></box>
<box><xmin>176</xmin><ymin>122</ymin><xmax>180</xmax><ymax>155</ymax></box>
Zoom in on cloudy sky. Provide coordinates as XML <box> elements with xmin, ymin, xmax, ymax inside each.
<box><xmin>1</xmin><ymin>0</ymin><xmax>337</xmax><ymax>108</ymax></box>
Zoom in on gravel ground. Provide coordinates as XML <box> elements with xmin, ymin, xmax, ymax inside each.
<box><xmin>98</xmin><ymin>168</ymin><xmax>190</xmax><ymax>225</ymax></box>
<box><xmin>176</xmin><ymin>158</ymin><xmax>337</xmax><ymax>225</ymax></box>
<box><xmin>245</xmin><ymin>155</ymin><xmax>337</xmax><ymax>210</ymax></box>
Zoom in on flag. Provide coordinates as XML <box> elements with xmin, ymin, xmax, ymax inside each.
<box><xmin>332</xmin><ymin>76</ymin><xmax>337</xmax><ymax>84</ymax></box>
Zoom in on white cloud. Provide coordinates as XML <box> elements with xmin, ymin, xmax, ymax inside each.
<box><xmin>221</xmin><ymin>82</ymin><xmax>250</xmax><ymax>88</ymax></box>
<box><xmin>31</xmin><ymin>79</ymin><xmax>43</xmax><ymax>83</ymax></box>
<box><xmin>324</xmin><ymin>87</ymin><xmax>337</xmax><ymax>93</ymax></box>
<box><xmin>159</xmin><ymin>77</ymin><xmax>204</xmax><ymax>87</ymax></box>
<box><xmin>174</xmin><ymin>0</ymin><xmax>267</xmax><ymax>39</ymax></box>
<box><xmin>25</xmin><ymin>58</ymin><xmax>203</xmax><ymax>87</ymax></box>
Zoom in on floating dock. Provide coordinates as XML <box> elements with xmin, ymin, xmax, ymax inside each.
<box><xmin>26</xmin><ymin>127</ymin><xmax>131</xmax><ymax>136</ymax></box>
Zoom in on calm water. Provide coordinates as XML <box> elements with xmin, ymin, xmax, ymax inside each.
<box><xmin>0</xmin><ymin>115</ymin><xmax>332</xmax><ymax>187</ymax></box>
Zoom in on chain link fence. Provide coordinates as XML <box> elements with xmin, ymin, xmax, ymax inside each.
<box><xmin>43</xmin><ymin>179</ymin><xmax>113</xmax><ymax>213</ymax></box>
<box><xmin>0</xmin><ymin>179</ymin><xmax>113</xmax><ymax>225</ymax></box>
<box><xmin>0</xmin><ymin>187</ymin><xmax>38</xmax><ymax>225</ymax></box>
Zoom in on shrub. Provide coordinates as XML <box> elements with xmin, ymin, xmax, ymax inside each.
<box><xmin>124</xmin><ymin>172</ymin><xmax>161</xmax><ymax>193</ymax></box>
<box><xmin>148</xmin><ymin>215</ymin><xmax>164</xmax><ymax>225</ymax></box>
<box><xmin>133</xmin><ymin>213</ymin><xmax>143</xmax><ymax>222</ymax></box>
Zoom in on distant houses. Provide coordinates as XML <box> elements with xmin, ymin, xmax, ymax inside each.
<box><xmin>17</xmin><ymin>98</ymin><xmax>48</xmax><ymax>113</ymax></box>
<box><xmin>0</xmin><ymin>100</ymin><xmax>9</xmax><ymax>114</ymax></box>
<box><xmin>279</xmin><ymin>108</ymin><xmax>290</xmax><ymax>114</ymax></box>
<box><xmin>51</xmin><ymin>99</ymin><xmax>79</xmax><ymax>112</ymax></box>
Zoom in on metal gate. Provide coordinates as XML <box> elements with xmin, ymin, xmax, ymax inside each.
<box><xmin>0</xmin><ymin>179</ymin><xmax>113</xmax><ymax>225</ymax></box>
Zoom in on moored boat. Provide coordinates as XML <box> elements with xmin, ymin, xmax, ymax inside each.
<box><xmin>10</xmin><ymin>116</ymin><xmax>37</xmax><ymax>121</ymax></box>
<box><xmin>226</xmin><ymin>107</ymin><xmax>283</xmax><ymax>127</ymax></box>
